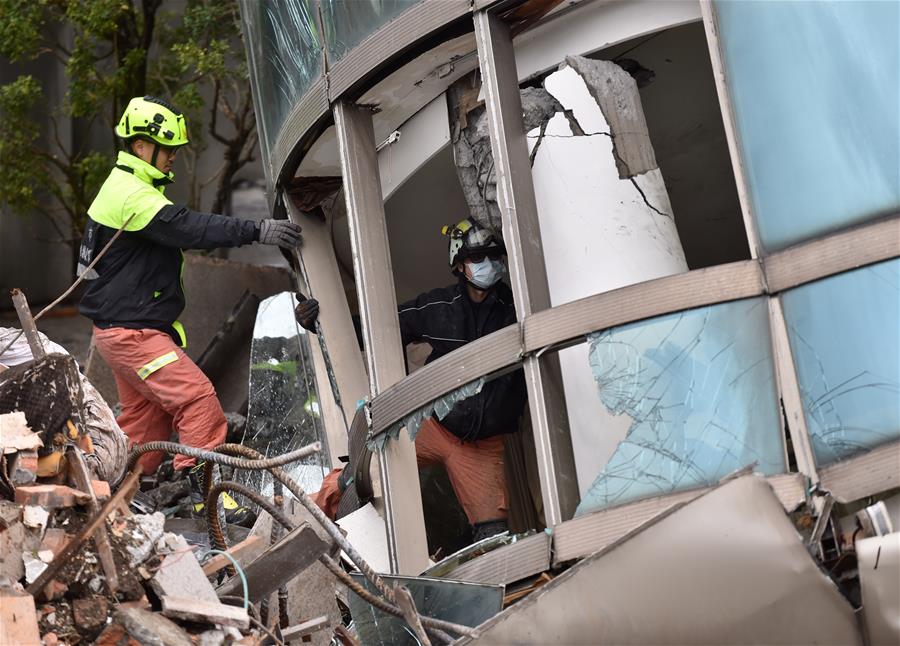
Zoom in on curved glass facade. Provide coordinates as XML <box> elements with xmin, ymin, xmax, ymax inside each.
<box><xmin>239</xmin><ymin>0</ymin><xmax>323</xmax><ymax>162</ymax></box>
<box><xmin>320</xmin><ymin>0</ymin><xmax>422</xmax><ymax>63</ymax></box>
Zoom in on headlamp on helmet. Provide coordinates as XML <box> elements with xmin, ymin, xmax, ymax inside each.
<box><xmin>441</xmin><ymin>218</ymin><xmax>506</xmax><ymax>271</ymax></box>
<box><xmin>115</xmin><ymin>96</ymin><xmax>189</xmax><ymax>148</ymax></box>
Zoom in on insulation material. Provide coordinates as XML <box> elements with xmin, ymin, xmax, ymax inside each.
<box><xmin>458</xmin><ymin>475</ymin><xmax>861</xmax><ymax>645</ymax></box>
<box><xmin>857</xmin><ymin>532</ymin><xmax>900</xmax><ymax>645</ymax></box>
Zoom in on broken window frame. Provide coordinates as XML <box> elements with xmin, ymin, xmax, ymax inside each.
<box><xmin>237</xmin><ymin>0</ymin><xmax>899</xmax><ymax>571</ymax></box>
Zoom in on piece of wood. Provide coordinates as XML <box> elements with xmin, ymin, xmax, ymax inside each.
<box><xmin>67</xmin><ymin>448</ymin><xmax>120</xmax><ymax>595</ymax></box>
<box><xmin>160</xmin><ymin>596</ymin><xmax>250</xmax><ymax>629</ymax></box>
<box><xmin>27</xmin><ymin>469</ymin><xmax>139</xmax><ymax>596</ymax></box>
<box><xmin>14</xmin><ymin>484</ymin><xmax>91</xmax><ymax>508</ymax></box>
<box><xmin>0</xmin><ymin>587</ymin><xmax>41</xmax><ymax>646</ymax></box>
<box><xmin>10</xmin><ymin>288</ymin><xmax>45</xmax><ymax>360</ymax></box>
<box><xmin>216</xmin><ymin>522</ymin><xmax>328</xmax><ymax>602</ymax></box>
<box><xmin>201</xmin><ymin>534</ymin><xmax>263</xmax><ymax>576</ymax></box>
<box><xmin>282</xmin><ymin>616</ymin><xmax>330</xmax><ymax>642</ymax></box>
<box><xmin>151</xmin><ymin>534</ymin><xmax>218</xmax><ymax>604</ymax></box>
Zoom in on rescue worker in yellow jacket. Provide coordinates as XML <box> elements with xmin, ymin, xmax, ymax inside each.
<box><xmin>78</xmin><ymin>96</ymin><xmax>302</xmax><ymax>526</ymax></box>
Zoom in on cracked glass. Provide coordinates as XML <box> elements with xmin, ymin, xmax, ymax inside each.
<box><xmin>577</xmin><ymin>297</ymin><xmax>785</xmax><ymax>516</ymax></box>
<box><xmin>781</xmin><ymin>259</ymin><xmax>900</xmax><ymax>465</ymax></box>
<box><xmin>715</xmin><ymin>0</ymin><xmax>900</xmax><ymax>252</ymax></box>
<box><xmin>238</xmin><ymin>292</ymin><xmax>330</xmax><ymax>499</ymax></box>
<box><xmin>238</xmin><ymin>0</ymin><xmax>322</xmax><ymax>168</ymax></box>
<box><xmin>320</xmin><ymin>0</ymin><xmax>420</xmax><ymax>64</ymax></box>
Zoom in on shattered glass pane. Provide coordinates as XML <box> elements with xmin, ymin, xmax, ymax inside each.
<box><xmin>577</xmin><ymin>298</ymin><xmax>784</xmax><ymax>515</ymax></box>
<box><xmin>348</xmin><ymin>573</ymin><xmax>503</xmax><ymax>645</ymax></box>
<box><xmin>238</xmin><ymin>292</ymin><xmax>330</xmax><ymax>500</ymax></box>
<box><xmin>374</xmin><ymin>377</ymin><xmax>486</xmax><ymax>451</ymax></box>
<box><xmin>238</xmin><ymin>0</ymin><xmax>322</xmax><ymax>168</ymax></box>
<box><xmin>781</xmin><ymin>259</ymin><xmax>900</xmax><ymax>465</ymax></box>
<box><xmin>320</xmin><ymin>0</ymin><xmax>420</xmax><ymax>63</ymax></box>
<box><xmin>715</xmin><ymin>0</ymin><xmax>900</xmax><ymax>251</ymax></box>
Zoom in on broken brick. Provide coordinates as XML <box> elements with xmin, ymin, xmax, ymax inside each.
<box><xmin>0</xmin><ymin>587</ymin><xmax>41</xmax><ymax>646</ymax></box>
<box><xmin>43</xmin><ymin>632</ymin><xmax>59</xmax><ymax>646</ymax></box>
<box><xmin>15</xmin><ymin>484</ymin><xmax>90</xmax><ymax>509</ymax></box>
<box><xmin>91</xmin><ymin>480</ymin><xmax>111</xmax><ymax>500</ymax></box>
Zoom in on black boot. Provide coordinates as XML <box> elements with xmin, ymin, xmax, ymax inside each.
<box><xmin>472</xmin><ymin>519</ymin><xmax>508</xmax><ymax>543</ymax></box>
<box><xmin>187</xmin><ymin>462</ymin><xmax>257</xmax><ymax>528</ymax></box>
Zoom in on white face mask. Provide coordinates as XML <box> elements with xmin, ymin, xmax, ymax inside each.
<box><xmin>467</xmin><ymin>257</ymin><xmax>505</xmax><ymax>289</ymax></box>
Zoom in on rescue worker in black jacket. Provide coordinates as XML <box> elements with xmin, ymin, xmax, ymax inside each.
<box><xmin>79</xmin><ymin>96</ymin><xmax>302</xmax><ymax>527</ymax></box>
<box><xmin>297</xmin><ymin>218</ymin><xmax>526</xmax><ymax>541</ymax></box>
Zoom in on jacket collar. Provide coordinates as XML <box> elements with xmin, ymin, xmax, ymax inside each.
<box><xmin>115</xmin><ymin>151</ymin><xmax>174</xmax><ymax>187</ymax></box>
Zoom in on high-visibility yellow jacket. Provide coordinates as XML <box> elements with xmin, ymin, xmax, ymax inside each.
<box><xmin>78</xmin><ymin>151</ymin><xmax>258</xmax><ymax>346</ymax></box>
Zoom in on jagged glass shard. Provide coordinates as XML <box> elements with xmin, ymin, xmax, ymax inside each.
<box><xmin>715</xmin><ymin>0</ymin><xmax>900</xmax><ymax>251</ymax></box>
<box><xmin>239</xmin><ymin>292</ymin><xmax>330</xmax><ymax>500</ymax></box>
<box><xmin>320</xmin><ymin>0</ymin><xmax>421</xmax><ymax>63</ymax></box>
<box><xmin>781</xmin><ymin>259</ymin><xmax>900</xmax><ymax>465</ymax></box>
<box><xmin>237</xmin><ymin>0</ymin><xmax>322</xmax><ymax>165</ymax></box>
<box><xmin>577</xmin><ymin>297</ymin><xmax>784</xmax><ymax>515</ymax></box>
<box><xmin>374</xmin><ymin>377</ymin><xmax>485</xmax><ymax>451</ymax></box>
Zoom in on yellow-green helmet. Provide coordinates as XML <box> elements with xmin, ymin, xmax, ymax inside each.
<box><xmin>115</xmin><ymin>96</ymin><xmax>189</xmax><ymax>147</ymax></box>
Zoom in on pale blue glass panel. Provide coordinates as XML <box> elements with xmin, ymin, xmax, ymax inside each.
<box><xmin>320</xmin><ymin>0</ymin><xmax>421</xmax><ymax>63</ymax></box>
<box><xmin>715</xmin><ymin>1</ymin><xmax>900</xmax><ymax>252</ymax></box>
<box><xmin>238</xmin><ymin>0</ymin><xmax>322</xmax><ymax>166</ymax></box>
<box><xmin>577</xmin><ymin>298</ymin><xmax>784</xmax><ymax>516</ymax></box>
<box><xmin>781</xmin><ymin>259</ymin><xmax>900</xmax><ymax>465</ymax></box>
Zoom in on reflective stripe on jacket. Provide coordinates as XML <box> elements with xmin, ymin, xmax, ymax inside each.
<box><xmin>78</xmin><ymin>151</ymin><xmax>258</xmax><ymax>346</ymax></box>
<box><xmin>398</xmin><ymin>279</ymin><xmax>526</xmax><ymax>441</ymax></box>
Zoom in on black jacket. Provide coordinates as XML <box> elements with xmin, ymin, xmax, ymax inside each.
<box><xmin>78</xmin><ymin>154</ymin><xmax>258</xmax><ymax>346</ymax></box>
<box><xmin>399</xmin><ymin>279</ymin><xmax>526</xmax><ymax>441</ymax></box>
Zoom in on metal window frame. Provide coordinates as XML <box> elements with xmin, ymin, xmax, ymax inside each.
<box><xmin>333</xmin><ymin>100</ymin><xmax>429</xmax><ymax>575</ymax></box>
<box><xmin>474</xmin><ymin>8</ymin><xmax>579</xmax><ymax>526</ymax></box>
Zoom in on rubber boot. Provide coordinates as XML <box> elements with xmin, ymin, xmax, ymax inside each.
<box><xmin>187</xmin><ymin>462</ymin><xmax>256</xmax><ymax>528</ymax></box>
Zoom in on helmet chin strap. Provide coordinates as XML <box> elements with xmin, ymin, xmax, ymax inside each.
<box><xmin>150</xmin><ymin>142</ymin><xmax>161</xmax><ymax>169</ymax></box>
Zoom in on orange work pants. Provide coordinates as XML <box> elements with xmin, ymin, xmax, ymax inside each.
<box><xmin>92</xmin><ymin>327</ymin><xmax>227</xmax><ymax>475</ymax></box>
<box><xmin>313</xmin><ymin>417</ymin><xmax>507</xmax><ymax>525</ymax></box>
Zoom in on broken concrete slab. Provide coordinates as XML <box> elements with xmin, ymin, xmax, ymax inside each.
<box><xmin>161</xmin><ymin>596</ymin><xmax>250</xmax><ymax>630</ymax></box>
<box><xmin>216</xmin><ymin>522</ymin><xmax>328</xmax><ymax>602</ymax></box>
<box><xmin>457</xmin><ymin>475</ymin><xmax>861</xmax><ymax>645</ymax></box>
<box><xmin>563</xmin><ymin>56</ymin><xmax>658</xmax><ymax>179</ymax></box>
<box><xmin>152</xmin><ymin>534</ymin><xmax>219</xmax><ymax>604</ymax></box>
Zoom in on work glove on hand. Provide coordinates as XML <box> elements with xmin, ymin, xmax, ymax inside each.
<box><xmin>295</xmin><ymin>294</ymin><xmax>320</xmax><ymax>332</ymax></box>
<box><xmin>258</xmin><ymin>219</ymin><xmax>302</xmax><ymax>250</ymax></box>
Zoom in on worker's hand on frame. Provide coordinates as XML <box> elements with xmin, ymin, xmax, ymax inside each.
<box><xmin>295</xmin><ymin>294</ymin><xmax>320</xmax><ymax>332</ymax></box>
<box><xmin>258</xmin><ymin>219</ymin><xmax>302</xmax><ymax>250</ymax></box>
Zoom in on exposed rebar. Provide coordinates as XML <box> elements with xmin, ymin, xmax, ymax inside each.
<box><xmin>126</xmin><ymin>440</ymin><xmax>321</xmax><ymax>472</ymax></box>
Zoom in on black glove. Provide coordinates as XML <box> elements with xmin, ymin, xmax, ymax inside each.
<box><xmin>258</xmin><ymin>219</ymin><xmax>302</xmax><ymax>250</ymax></box>
<box><xmin>295</xmin><ymin>294</ymin><xmax>320</xmax><ymax>332</ymax></box>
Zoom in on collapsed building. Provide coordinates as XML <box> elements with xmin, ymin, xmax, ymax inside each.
<box><xmin>232</xmin><ymin>0</ymin><xmax>899</xmax><ymax>642</ymax></box>
<box><xmin>1</xmin><ymin>0</ymin><xmax>898</xmax><ymax>644</ymax></box>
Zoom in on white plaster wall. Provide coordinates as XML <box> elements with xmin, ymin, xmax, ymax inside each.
<box><xmin>530</xmin><ymin>65</ymin><xmax>689</xmax><ymax>494</ymax></box>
